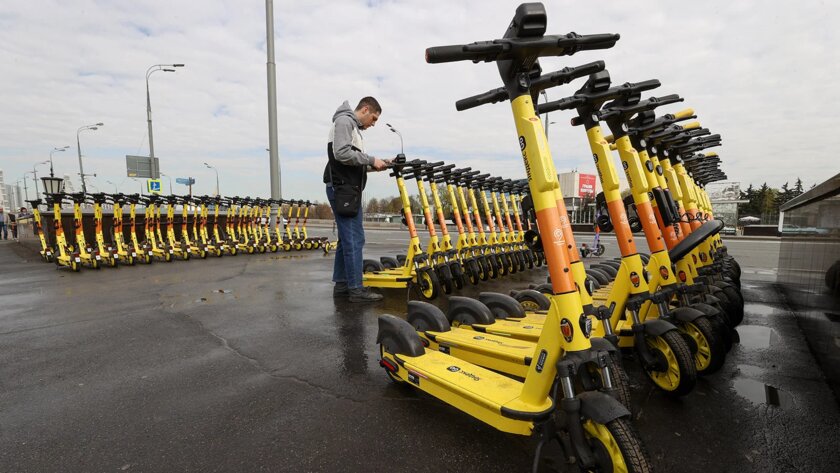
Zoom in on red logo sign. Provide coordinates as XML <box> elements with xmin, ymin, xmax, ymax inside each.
<box><xmin>578</xmin><ymin>174</ymin><xmax>597</xmax><ymax>198</ymax></box>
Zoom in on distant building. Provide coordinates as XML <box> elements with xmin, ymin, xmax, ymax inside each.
<box><xmin>557</xmin><ymin>170</ymin><xmax>600</xmax><ymax>223</ymax></box>
<box><xmin>705</xmin><ymin>181</ymin><xmax>748</xmax><ymax>228</ymax></box>
<box><xmin>0</xmin><ymin>169</ymin><xmax>7</xmax><ymax>211</ymax></box>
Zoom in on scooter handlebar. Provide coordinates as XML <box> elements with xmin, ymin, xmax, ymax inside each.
<box><xmin>674</xmin><ymin>108</ymin><xmax>695</xmax><ymax>120</ymax></box>
<box><xmin>425</xmin><ymin>33</ymin><xmax>620</xmax><ymax>64</ymax></box>
<box><xmin>455</xmin><ymin>60</ymin><xmax>606</xmax><ymax>111</ymax></box>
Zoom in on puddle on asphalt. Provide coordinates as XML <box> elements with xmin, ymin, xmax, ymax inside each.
<box><xmin>743</xmin><ymin>303</ymin><xmax>779</xmax><ymax>317</ymax></box>
<box><xmin>736</xmin><ymin>325</ymin><xmax>779</xmax><ymax>349</ymax></box>
<box><xmin>824</xmin><ymin>312</ymin><xmax>840</xmax><ymax>323</ymax></box>
<box><xmin>736</xmin><ymin>364</ymin><xmax>765</xmax><ymax>378</ymax></box>
<box><xmin>732</xmin><ymin>377</ymin><xmax>794</xmax><ymax>408</ymax></box>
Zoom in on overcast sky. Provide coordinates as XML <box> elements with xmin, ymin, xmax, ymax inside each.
<box><xmin>1</xmin><ymin>0</ymin><xmax>837</xmax><ymax>202</ymax></box>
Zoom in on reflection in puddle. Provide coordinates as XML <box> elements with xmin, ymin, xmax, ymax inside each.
<box><xmin>736</xmin><ymin>325</ymin><xmax>778</xmax><ymax>349</ymax></box>
<box><xmin>733</xmin><ymin>377</ymin><xmax>793</xmax><ymax>408</ymax></box>
<box><xmin>743</xmin><ymin>303</ymin><xmax>779</xmax><ymax>317</ymax></box>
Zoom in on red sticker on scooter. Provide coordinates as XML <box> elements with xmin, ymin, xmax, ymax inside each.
<box><xmin>630</xmin><ymin>272</ymin><xmax>641</xmax><ymax>287</ymax></box>
<box><xmin>659</xmin><ymin>266</ymin><xmax>670</xmax><ymax>280</ymax></box>
<box><xmin>678</xmin><ymin>271</ymin><xmax>687</xmax><ymax>282</ymax></box>
<box><xmin>560</xmin><ymin>319</ymin><xmax>574</xmax><ymax>342</ymax></box>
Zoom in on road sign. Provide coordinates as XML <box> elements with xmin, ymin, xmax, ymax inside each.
<box><xmin>126</xmin><ymin>155</ymin><xmax>160</xmax><ymax>179</ymax></box>
<box><xmin>176</xmin><ymin>177</ymin><xmax>196</xmax><ymax>185</ymax></box>
<box><xmin>147</xmin><ymin>179</ymin><xmax>162</xmax><ymax>194</ymax></box>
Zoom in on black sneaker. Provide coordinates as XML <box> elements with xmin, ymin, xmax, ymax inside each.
<box><xmin>333</xmin><ymin>282</ymin><xmax>349</xmax><ymax>297</ymax></box>
<box><xmin>348</xmin><ymin>288</ymin><xmax>384</xmax><ymax>303</ymax></box>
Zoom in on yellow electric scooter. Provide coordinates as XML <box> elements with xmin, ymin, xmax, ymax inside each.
<box><xmin>105</xmin><ymin>194</ymin><xmax>137</xmax><ymax>265</ymax></box>
<box><xmin>25</xmin><ymin>198</ymin><xmax>55</xmax><ymax>262</ymax></box>
<box><xmin>87</xmin><ymin>193</ymin><xmax>119</xmax><ymax>267</ymax></box>
<box><xmin>45</xmin><ymin>193</ymin><xmax>82</xmax><ymax>271</ymax></box>
<box><xmin>379</xmin><ymin>6</ymin><xmax>649</xmax><ymax>470</ymax></box>
<box><xmin>65</xmin><ymin>193</ymin><xmax>101</xmax><ymax>269</ymax></box>
<box><xmin>362</xmin><ymin>155</ymin><xmax>443</xmax><ymax>300</ymax></box>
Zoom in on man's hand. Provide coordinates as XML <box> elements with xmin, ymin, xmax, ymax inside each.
<box><xmin>372</xmin><ymin>158</ymin><xmax>389</xmax><ymax>171</ymax></box>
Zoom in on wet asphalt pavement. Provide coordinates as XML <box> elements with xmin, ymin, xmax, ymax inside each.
<box><xmin>1</xmin><ymin>230</ymin><xmax>838</xmax><ymax>472</ymax></box>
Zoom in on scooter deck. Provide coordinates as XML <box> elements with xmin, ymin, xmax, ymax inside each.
<box><xmin>421</xmin><ymin>328</ymin><xmax>540</xmax><ymax>378</ymax></box>
<box><xmin>464</xmin><ymin>319</ymin><xmax>543</xmax><ymax>343</ymax></box>
<box><xmin>394</xmin><ymin>349</ymin><xmax>552</xmax><ymax>435</ymax></box>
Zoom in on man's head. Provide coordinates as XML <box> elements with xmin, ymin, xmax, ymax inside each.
<box><xmin>354</xmin><ymin>96</ymin><xmax>381</xmax><ymax>130</ymax></box>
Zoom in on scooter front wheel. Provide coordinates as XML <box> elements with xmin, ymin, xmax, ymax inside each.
<box><xmin>417</xmin><ymin>267</ymin><xmax>441</xmax><ymax>300</ymax></box>
<box><xmin>436</xmin><ymin>264</ymin><xmax>454</xmax><ymax>295</ymax></box>
<box><xmin>680</xmin><ymin>317</ymin><xmax>726</xmax><ymax>375</ymax></box>
<box><xmin>644</xmin><ymin>330</ymin><xmax>697</xmax><ymax>397</ymax></box>
<box><xmin>582</xmin><ymin>417</ymin><xmax>652</xmax><ymax>473</ymax></box>
<box><xmin>466</xmin><ymin>259</ymin><xmax>480</xmax><ymax>285</ymax></box>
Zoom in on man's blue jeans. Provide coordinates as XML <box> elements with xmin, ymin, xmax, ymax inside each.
<box><xmin>326</xmin><ymin>185</ymin><xmax>365</xmax><ymax>289</ymax></box>
<box><xmin>0</xmin><ymin>223</ymin><xmax>6</xmax><ymax>240</ymax></box>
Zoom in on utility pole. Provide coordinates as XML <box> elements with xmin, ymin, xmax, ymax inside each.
<box><xmin>266</xmin><ymin>0</ymin><xmax>282</xmax><ymax>225</ymax></box>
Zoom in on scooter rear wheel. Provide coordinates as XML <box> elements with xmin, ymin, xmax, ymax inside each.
<box><xmin>466</xmin><ymin>259</ymin><xmax>480</xmax><ymax>285</ymax></box>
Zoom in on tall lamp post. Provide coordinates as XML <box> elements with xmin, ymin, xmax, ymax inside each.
<box><xmin>49</xmin><ymin>146</ymin><xmax>69</xmax><ymax>178</ymax></box>
<box><xmin>203</xmin><ymin>162</ymin><xmax>219</xmax><ymax>196</ymax></box>
<box><xmin>77</xmin><ymin>123</ymin><xmax>103</xmax><ymax>193</ymax></box>
<box><xmin>160</xmin><ymin>172</ymin><xmax>173</xmax><ymax>194</ymax></box>
<box><xmin>146</xmin><ymin>63</ymin><xmax>184</xmax><ymax>161</ymax></box>
<box><xmin>32</xmin><ymin>160</ymin><xmax>50</xmax><ymax>200</ymax></box>
<box><xmin>105</xmin><ymin>180</ymin><xmax>119</xmax><ymax>193</ymax></box>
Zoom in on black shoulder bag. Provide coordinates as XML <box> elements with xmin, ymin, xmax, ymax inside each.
<box><xmin>329</xmin><ymin>165</ymin><xmax>362</xmax><ymax>218</ymax></box>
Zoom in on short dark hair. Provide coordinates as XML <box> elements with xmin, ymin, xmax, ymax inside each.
<box><xmin>355</xmin><ymin>96</ymin><xmax>382</xmax><ymax>114</ymax></box>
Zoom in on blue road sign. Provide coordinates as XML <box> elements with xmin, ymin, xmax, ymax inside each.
<box><xmin>176</xmin><ymin>177</ymin><xmax>196</xmax><ymax>185</ymax></box>
<box><xmin>147</xmin><ymin>179</ymin><xmax>162</xmax><ymax>194</ymax></box>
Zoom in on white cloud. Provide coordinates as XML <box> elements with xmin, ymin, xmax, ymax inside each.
<box><xmin>1</xmin><ymin>0</ymin><xmax>838</xmax><ymax>202</ymax></box>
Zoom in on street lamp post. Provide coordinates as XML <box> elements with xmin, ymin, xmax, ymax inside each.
<box><xmin>146</xmin><ymin>63</ymin><xmax>184</xmax><ymax>162</ymax></box>
<box><xmin>77</xmin><ymin>123</ymin><xmax>103</xmax><ymax>193</ymax></box>
<box><xmin>204</xmin><ymin>162</ymin><xmax>219</xmax><ymax>196</ymax></box>
<box><xmin>49</xmin><ymin>146</ymin><xmax>69</xmax><ymax>178</ymax></box>
<box><xmin>160</xmin><ymin>172</ymin><xmax>173</xmax><ymax>194</ymax></box>
<box><xmin>32</xmin><ymin>160</ymin><xmax>50</xmax><ymax>200</ymax></box>
<box><xmin>105</xmin><ymin>180</ymin><xmax>119</xmax><ymax>193</ymax></box>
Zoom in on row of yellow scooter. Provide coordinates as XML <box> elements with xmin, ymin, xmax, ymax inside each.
<box><xmin>26</xmin><ymin>192</ymin><xmax>332</xmax><ymax>271</ymax></box>
<box><xmin>376</xmin><ymin>3</ymin><xmax>743</xmax><ymax>471</ymax></box>
<box><xmin>362</xmin><ymin>154</ymin><xmax>544</xmax><ymax>300</ymax></box>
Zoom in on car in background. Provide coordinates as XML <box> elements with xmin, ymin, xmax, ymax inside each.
<box><xmin>721</xmin><ymin>226</ymin><xmax>736</xmax><ymax>235</ymax></box>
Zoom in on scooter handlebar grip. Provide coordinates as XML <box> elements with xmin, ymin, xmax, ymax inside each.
<box><xmin>653</xmin><ymin>94</ymin><xmax>683</xmax><ymax>106</ymax></box>
<box><xmin>628</xmin><ymin>79</ymin><xmax>661</xmax><ymax>94</ymax></box>
<box><xmin>673</xmin><ymin>108</ymin><xmax>695</xmax><ymax>120</ymax></box>
<box><xmin>682</xmin><ymin>121</ymin><xmax>701</xmax><ymax>130</ymax></box>
<box><xmin>455</xmin><ymin>88</ymin><xmax>509</xmax><ymax>111</ymax></box>
<box><xmin>425</xmin><ymin>44</ymin><xmax>489</xmax><ymax>64</ymax></box>
<box><xmin>561</xmin><ymin>33</ymin><xmax>621</xmax><ymax>51</ymax></box>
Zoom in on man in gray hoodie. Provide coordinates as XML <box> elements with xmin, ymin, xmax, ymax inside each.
<box><xmin>323</xmin><ymin>97</ymin><xmax>389</xmax><ymax>302</ymax></box>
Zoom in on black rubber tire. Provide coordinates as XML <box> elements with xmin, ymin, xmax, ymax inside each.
<box><xmin>449</xmin><ymin>262</ymin><xmax>465</xmax><ymax>290</ymax></box>
<box><xmin>363</xmin><ymin>259</ymin><xmax>384</xmax><ymax>273</ymax></box>
<box><xmin>513</xmin><ymin>289</ymin><xmax>551</xmax><ymax>311</ymax></box>
<box><xmin>604</xmin><ymin>352</ymin><xmax>633</xmax><ymax>413</ymax></box>
<box><xmin>645</xmin><ymin>330</ymin><xmax>697</xmax><ymax>397</ymax></box>
<box><xmin>682</xmin><ymin>316</ymin><xmax>726</xmax><ymax>375</ymax></box>
<box><xmin>583</xmin><ymin>417</ymin><xmax>652</xmax><ymax>473</ymax></box>
<box><xmin>525</xmin><ymin>250</ymin><xmax>535</xmax><ymax>269</ymax></box>
<box><xmin>587</xmin><ymin>269</ymin><xmax>611</xmax><ymax>286</ymax></box>
<box><xmin>477</xmin><ymin>256</ymin><xmax>490</xmax><ymax>281</ymax></box>
<box><xmin>466</xmin><ymin>259</ymin><xmax>481</xmax><ymax>285</ymax></box>
<box><xmin>487</xmin><ymin>255</ymin><xmax>500</xmax><ymax>279</ymax></box>
<box><xmin>417</xmin><ymin>268</ymin><xmax>440</xmax><ymax>300</ymax></box>
<box><xmin>436</xmin><ymin>264</ymin><xmax>454</xmax><ymax>295</ymax></box>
